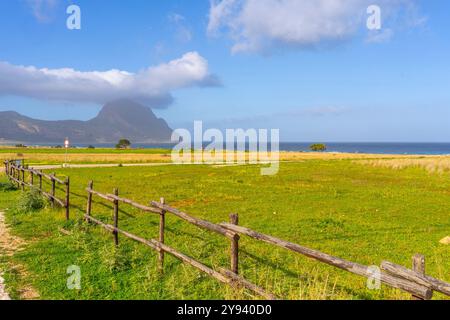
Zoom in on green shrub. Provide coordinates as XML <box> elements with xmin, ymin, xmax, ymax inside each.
<box><xmin>12</xmin><ymin>189</ymin><xmax>46</xmax><ymax>214</ymax></box>
<box><xmin>116</xmin><ymin>139</ymin><xmax>131</xmax><ymax>149</ymax></box>
<box><xmin>309</xmin><ymin>143</ymin><xmax>327</xmax><ymax>152</ymax></box>
<box><xmin>0</xmin><ymin>181</ymin><xmax>17</xmax><ymax>192</ymax></box>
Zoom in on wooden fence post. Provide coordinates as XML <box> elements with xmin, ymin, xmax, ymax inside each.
<box><xmin>39</xmin><ymin>172</ymin><xmax>42</xmax><ymax>193</ymax></box>
<box><xmin>158</xmin><ymin>197</ymin><xmax>166</xmax><ymax>274</ymax></box>
<box><xmin>21</xmin><ymin>167</ymin><xmax>25</xmax><ymax>190</ymax></box>
<box><xmin>113</xmin><ymin>188</ymin><xmax>119</xmax><ymax>246</ymax></box>
<box><xmin>16</xmin><ymin>167</ymin><xmax>20</xmax><ymax>188</ymax></box>
<box><xmin>412</xmin><ymin>254</ymin><xmax>428</xmax><ymax>300</ymax></box>
<box><xmin>65</xmin><ymin>177</ymin><xmax>70</xmax><ymax>221</ymax></box>
<box><xmin>86</xmin><ymin>181</ymin><xmax>93</xmax><ymax>223</ymax></box>
<box><xmin>49</xmin><ymin>173</ymin><xmax>56</xmax><ymax>207</ymax></box>
<box><xmin>30</xmin><ymin>170</ymin><xmax>34</xmax><ymax>187</ymax></box>
<box><xmin>14</xmin><ymin>167</ymin><xmax>18</xmax><ymax>187</ymax></box>
<box><xmin>230</xmin><ymin>213</ymin><xmax>239</xmax><ymax>274</ymax></box>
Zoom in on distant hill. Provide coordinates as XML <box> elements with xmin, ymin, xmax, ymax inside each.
<box><xmin>0</xmin><ymin>99</ymin><xmax>173</xmax><ymax>144</ymax></box>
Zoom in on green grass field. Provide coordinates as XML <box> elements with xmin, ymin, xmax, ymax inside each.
<box><xmin>1</xmin><ymin>159</ymin><xmax>449</xmax><ymax>300</ymax></box>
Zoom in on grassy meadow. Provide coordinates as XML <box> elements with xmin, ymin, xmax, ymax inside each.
<box><xmin>0</xmin><ymin>147</ymin><xmax>173</xmax><ymax>165</ymax></box>
<box><xmin>1</xmin><ymin>153</ymin><xmax>449</xmax><ymax>300</ymax></box>
<box><xmin>1</xmin><ymin>146</ymin><xmax>448</xmax><ymax>167</ymax></box>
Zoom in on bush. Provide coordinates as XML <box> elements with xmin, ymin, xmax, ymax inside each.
<box><xmin>12</xmin><ymin>189</ymin><xmax>46</xmax><ymax>214</ymax></box>
<box><xmin>309</xmin><ymin>143</ymin><xmax>327</xmax><ymax>152</ymax></box>
<box><xmin>87</xmin><ymin>145</ymin><xmax>95</xmax><ymax>149</ymax></box>
<box><xmin>116</xmin><ymin>139</ymin><xmax>131</xmax><ymax>149</ymax></box>
<box><xmin>0</xmin><ymin>181</ymin><xmax>17</xmax><ymax>191</ymax></box>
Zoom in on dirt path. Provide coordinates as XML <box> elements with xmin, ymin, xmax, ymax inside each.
<box><xmin>28</xmin><ymin>162</ymin><xmax>256</xmax><ymax>171</ymax></box>
<box><xmin>0</xmin><ymin>273</ymin><xmax>9</xmax><ymax>300</ymax></box>
<box><xmin>28</xmin><ymin>162</ymin><xmax>173</xmax><ymax>170</ymax></box>
<box><xmin>0</xmin><ymin>211</ymin><xmax>39</xmax><ymax>300</ymax></box>
<box><xmin>0</xmin><ymin>211</ymin><xmax>15</xmax><ymax>300</ymax></box>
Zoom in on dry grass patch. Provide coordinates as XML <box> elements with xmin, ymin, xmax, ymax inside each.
<box><xmin>359</xmin><ymin>157</ymin><xmax>450</xmax><ymax>174</ymax></box>
<box><xmin>0</xmin><ymin>153</ymin><xmax>172</xmax><ymax>165</ymax></box>
<box><xmin>0</xmin><ymin>149</ymin><xmax>442</xmax><ymax>168</ymax></box>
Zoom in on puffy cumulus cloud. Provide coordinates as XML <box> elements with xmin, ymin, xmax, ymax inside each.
<box><xmin>0</xmin><ymin>52</ymin><xmax>219</xmax><ymax>108</ymax></box>
<box><xmin>207</xmin><ymin>0</ymin><xmax>424</xmax><ymax>54</ymax></box>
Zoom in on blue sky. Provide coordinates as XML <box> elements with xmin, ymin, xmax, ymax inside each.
<box><xmin>0</xmin><ymin>0</ymin><xmax>449</xmax><ymax>142</ymax></box>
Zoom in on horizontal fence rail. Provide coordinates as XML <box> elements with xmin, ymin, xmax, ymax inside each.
<box><xmin>3</xmin><ymin>159</ymin><xmax>450</xmax><ymax>300</ymax></box>
<box><xmin>218</xmin><ymin>223</ymin><xmax>434</xmax><ymax>299</ymax></box>
<box><xmin>381</xmin><ymin>259</ymin><xmax>450</xmax><ymax>297</ymax></box>
<box><xmin>151</xmin><ymin>201</ymin><xmax>238</xmax><ymax>240</ymax></box>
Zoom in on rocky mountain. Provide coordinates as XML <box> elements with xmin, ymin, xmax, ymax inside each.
<box><xmin>0</xmin><ymin>99</ymin><xmax>173</xmax><ymax>144</ymax></box>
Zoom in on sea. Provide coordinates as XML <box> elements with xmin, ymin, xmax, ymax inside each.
<box><xmin>35</xmin><ymin>142</ymin><xmax>450</xmax><ymax>155</ymax></box>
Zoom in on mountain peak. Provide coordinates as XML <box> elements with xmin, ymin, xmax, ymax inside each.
<box><xmin>0</xmin><ymin>100</ymin><xmax>173</xmax><ymax>144</ymax></box>
<box><xmin>97</xmin><ymin>99</ymin><xmax>157</xmax><ymax>121</ymax></box>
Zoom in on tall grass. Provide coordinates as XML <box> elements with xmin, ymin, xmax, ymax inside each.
<box><xmin>360</xmin><ymin>158</ymin><xmax>450</xmax><ymax>174</ymax></box>
<box><xmin>11</xmin><ymin>189</ymin><xmax>46</xmax><ymax>214</ymax></box>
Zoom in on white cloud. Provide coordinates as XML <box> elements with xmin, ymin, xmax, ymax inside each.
<box><xmin>0</xmin><ymin>52</ymin><xmax>218</xmax><ymax>108</ymax></box>
<box><xmin>26</xmin><ymin>0</ymin><xmax>58</xmax><ymax>22</ymax></box>
<box><xmin>207</xmin><ymin>0</ymin><xmax>237</xmax><ymax>36</ymax></box>
<box><xmin>168</xmin><ymin>13</ymin><xmax>193</xmax><ymax>43</ymax></box>
<box><xmin>207</xmin><ymin>0</ymin><xmax>424</xmax><ymax>53</ymax></box>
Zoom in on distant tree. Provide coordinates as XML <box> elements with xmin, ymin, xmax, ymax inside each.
<box><xmin>309</xmin><ymin>143</ymin><xmax>327</xmax><ymax>152</ymax></box>
<box><xmin>116</xmin><ymin>139</ymin><xmax>131</xmax><ymax>149</ymax></box>
<box><xmin>87</xmin><ymin>145</ymin><xmax>95</xmax><ymax>149</ymax></box>
<box><xmin>15</xmin><ymin>144</ymin><xmax>26</xmax><ymax>148</ymax></box>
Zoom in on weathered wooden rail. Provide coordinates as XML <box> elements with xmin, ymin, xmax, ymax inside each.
<box><xmin>4</xmin><ymin>160</ymin><xmax>70</xmax><ymax>220</ymax></box>
<box><xmin>2</xmin><ymin>159</ymin><xmax>450</xmax><ymax>300</ymax></box>
<box><xmin>217</xmin><ymin>223</ymin><xmax>437</xmax><ymax>299</ymax></box>
<box><xmin>381</xmin><ymin>259</ymin><xmax>450</xmax><ymax>297</ymax></box>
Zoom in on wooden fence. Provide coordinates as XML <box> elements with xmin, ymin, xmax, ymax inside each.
<box><xmin>85</xmin><ymin>182</ymin><xmax>275</xmax><ymax>300</ymax></box>
<box><xmin>2</xmin><ymin>159</ymin><xmax>450</xmax><ymax>300</ymax></box>
<box><xmin>85</xmin><ymin>181</ymin><xmax>449</xmax><ymax>300</ymax></box>
<box><xmin>4</xmin><ymin>160</ymin><xmax>70</xmax><ymax>220</ymax></box>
